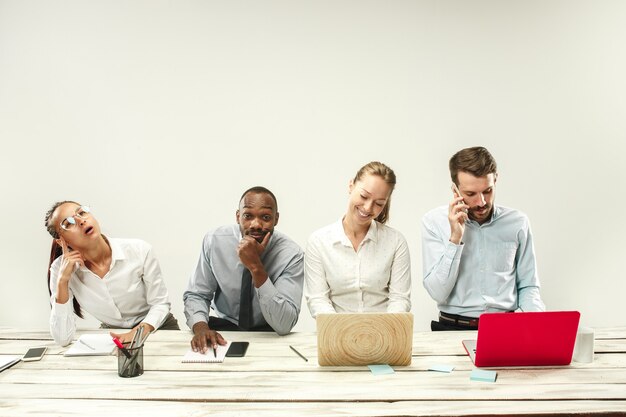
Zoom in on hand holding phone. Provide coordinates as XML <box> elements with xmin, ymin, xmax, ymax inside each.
<box><xmin>449</xmin><ymin>183</ymin><xmax>468</xmax><ymax>244</ymax></box>
<box><xmin>22</xmin><ymin>347</ymin><xmax>47</xmax><ymax>362</ymax></box>
<box><xmin>451</xmin><ymin>183</ymin><xmax>468</xmax><ymax>213</ymax></box>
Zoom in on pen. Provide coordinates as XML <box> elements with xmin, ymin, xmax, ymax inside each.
<box><xmin>135</xmin><ymin>327</ymin><xmax>144</xmax><ymax>349</ymax></box>
<box><xmin>213</xmin><ymin>345</ymin><xmax>217</xmax><ymax>358</ymax></box>
<box><xmin>79</xmin><ymin>339</ymin><xmax>95</xmax><ymax>350</ymax></box>
<box><xmin>129</xmin><ymin>327</ymin><xmax>141</xmax><ymax>350</ymax></box>
<box><xmin>139</xmin><ymin>327</ymin><xmax>151</xmax><ymax>347</ymax></box>
<box><xmin>112</xmin><ymin>337</ymin><xmax>132</xmax><ymax>359</ymax></box>
<box><xmin>289</xmin><ymin>345</ymin><xmax>308</xmax><ymax>362</ymax></box>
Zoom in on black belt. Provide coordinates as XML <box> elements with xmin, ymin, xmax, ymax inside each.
<box><xmin>439</xmin><ymin>311</ymin><xmax>479</xmax><ymax>328</ymax></box>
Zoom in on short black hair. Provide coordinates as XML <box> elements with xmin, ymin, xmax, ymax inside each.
<box><xmin>239</xmin><ymin>186</ymin><xmax>278</xmax><ymax>212</ymax></box>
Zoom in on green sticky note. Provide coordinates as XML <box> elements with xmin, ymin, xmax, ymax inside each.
<box><xmin>429</xmin><ymin>364</ymin><xmax>455</xmax><ymax>373</ymax></box>
<box><xmin>470</xmin><ymin>369</ymin><xmax>497</xmax><ymax>382</ymax></box>
<box><xmin>368</xmin><ymin>364</ymin><xmax>395</xmax><ymax>375</ymax></box>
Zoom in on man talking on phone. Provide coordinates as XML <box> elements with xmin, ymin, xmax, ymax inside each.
<box><xmin>421</xmin><ymin>147</ymin><xmax>545</xmax><ymax>331</ymax></box>
<box><xmin>183</xmin><ymin>186</ymin><xmax>304</xmax><ymax>352</ymax></box>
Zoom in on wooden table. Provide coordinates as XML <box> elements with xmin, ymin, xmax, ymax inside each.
<box><xmin>1</xmin><ymin>327</ymin><xmax>625</xmax><ymax>416</ymax></box>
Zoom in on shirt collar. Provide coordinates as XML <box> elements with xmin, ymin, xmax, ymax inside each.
<box><xmin>76</xmin><ymin>235</ymin><xmax>122</xmax><ymax>273</ymax></box>
<box><xmin>468</xmin><ymin>205</ymin><xmax>500</xmax><ymax>227</ymax></box>
<box><xmin>106</xmin><ymin>236</ymin><xmax>126</xmax><ymax>262</ymax></box>
<box><xmin>332</xmin><ymin>218</ymin><xmax>379</xmax><ymax>246</ymax></box>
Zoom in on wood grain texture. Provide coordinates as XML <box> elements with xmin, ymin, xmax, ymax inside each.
<box><xmin>316</xmin><ymin>313</ymin><xmax>413</xmax><ymax>366</ymax></box>
<box><xmin>2</xmin><ymin>399</ymin><xmax>626</xmax><ymax>417</ymax></box>
<box><xmin>1</xmin><ymin>327</ymin><xmax>626</xmax><ymax>416</ymax></box>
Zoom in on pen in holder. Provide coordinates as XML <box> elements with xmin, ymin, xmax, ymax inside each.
<box><xmin>117</xmin><ymin>342</ymin><xmax>143</xmax><ymax>378</ymax></box>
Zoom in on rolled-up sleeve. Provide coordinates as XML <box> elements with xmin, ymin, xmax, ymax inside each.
<box><xmin>183</xmin><ymin>236</ymin><xmax>218</xmax><ymax>330</ymax></box>
<box><xmin>387</xmin><ymin>235</ymin><xmax>412</xmax><ymax>312</ymax></box>
<box><xmin>421</xmin><ymin>214</ymin><xmax>464</xmax><ymax>304</ymax></box>
<box><xmin>140</xmin><ymin>245</ymin><xmax>171</xmax><ymax>330</ymax></box>
<box><xmin>304</xmin><ymin>235</ymin><xmax>336</xmax><ymax>317</ymax></box>
<box><xmin>49</xmin><ymin>260</ymin><xmax>76</xmax><ymax>347</ymax></box>
<box><xmin>257</xmin><ymin>250</ymin><xmax>304</xmax><ymax>335</ymax></box>
<box><xmin>515</xmin><ymin>220</ymin><xmax>545</xmax><ymax>312</ymax></box>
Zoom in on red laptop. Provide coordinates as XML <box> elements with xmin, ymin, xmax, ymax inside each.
<box><xmin>462</xmin><ymin>311</ymin><xmax>580</xmax><ymax>367</ymax></box>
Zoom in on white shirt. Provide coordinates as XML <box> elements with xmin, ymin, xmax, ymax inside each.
<box><xmin>49</xmin><ymin>238</ymin><xmax>172</xmax><ymax>346</ymax></box>
<box><xmin>305</xmin><ymin>219</ymin><xmax>411</xmax><ymax>317</ymax></box>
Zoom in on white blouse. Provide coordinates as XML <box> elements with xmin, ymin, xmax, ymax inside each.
<box><xmin>304</xmin><ymin>219</ymin><xmax>411</xmax><ymax>317</ymax></box>
<box><xmin>49</xmin><ymin>238</ymin><xmax>172</xmax><ymax>346</ymax></box>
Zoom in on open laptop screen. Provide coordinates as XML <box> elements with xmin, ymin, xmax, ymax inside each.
<box><xmin>463</xmin><ymin>311</ymin><xmax>580</xmax><ymax>367</ymax></box>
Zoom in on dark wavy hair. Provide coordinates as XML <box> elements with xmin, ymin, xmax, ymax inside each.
<box><xmin>44</xmin><ymin>201</ymin><xmax>83</xmax><ymax>318</ymax></box>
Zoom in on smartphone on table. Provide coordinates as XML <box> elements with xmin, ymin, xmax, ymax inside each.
<box><xmin>226</xmin><ymin>342</ymin><xmax>249</xmax><ymax>357</ymax></box>
<box><xmin>22</xmin><ymin>347</ymin><xmax>47</xmax><ymax>362</ymax></box>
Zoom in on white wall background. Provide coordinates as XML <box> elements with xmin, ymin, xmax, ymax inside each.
<box><xmin>1</xmin><ymin>0</ymin><xmax>624</xmax><ymax>332</ymax></box>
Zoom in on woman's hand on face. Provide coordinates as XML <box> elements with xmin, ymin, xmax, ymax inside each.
<box><xmin>57</xmin><ymin>239</ymin><xmax>84</xmax><ymax>283</ymax></box>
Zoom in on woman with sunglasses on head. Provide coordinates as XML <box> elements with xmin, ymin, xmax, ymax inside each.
<box><xmin>44</xmin><ymin>201</ymin><xmax>179</xmax><ymax>346</ymax></box>
<box><xmin>304</xmin><ymin>161</ymin><xmax>411</xmax><ymax>317</ymax></box>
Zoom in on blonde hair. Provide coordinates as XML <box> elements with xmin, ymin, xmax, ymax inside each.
<box><xmin>353</xmin><ymin>161</ymin><xmax>396</xmax><ymax>224</ymax></box>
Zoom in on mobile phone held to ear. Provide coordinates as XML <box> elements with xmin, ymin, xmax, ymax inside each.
<box><xmin>451</xmin><ymin>183</ymin><xmax>462</xmax><ymax>199</ymax></box>
<box><xmin>451</xmin><ymin>183</ymin><xmax>468</xmax><ymax>213</ymax></box>
<box><xmin>22</xmin><ymin>347</ymin><xmax>47</xmax><ymax>362</ymax></box>
<box><xmin>226</xmin><ymin>341</ymin><xmax>249</xmax><ymax>357</ymax></box>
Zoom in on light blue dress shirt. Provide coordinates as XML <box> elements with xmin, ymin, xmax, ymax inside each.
<box><xmin>421</xmin><ymin>205</ymin><xmax>545</xmax><ymax>318</ymax></box>
<box><xmin>183</xmin><ymin>224</ymin><xmax>304</xmax><ymax>335</ymax></box>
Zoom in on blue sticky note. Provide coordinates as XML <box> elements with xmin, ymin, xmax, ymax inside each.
<box><xmin>470</xmin><ymin>369</ymin><xmax>497</xmax><ymax>382</ymax></box>
<box><xmin>429</xmin><ymin>364</ymin><xmax>455</xmax><ymax>373</ymax></box>
<box><xmin>368</xmin><ymin>364</ymin><xmax>395</xmax><ymax>375</ymax></box>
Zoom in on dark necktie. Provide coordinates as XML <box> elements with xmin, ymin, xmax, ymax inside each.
<box><xmin>238</xmin><ymin>268</ymin><xmax>253</xmax><ymax>330</ymax></box>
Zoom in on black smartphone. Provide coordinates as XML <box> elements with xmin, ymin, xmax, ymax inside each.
<box><xmin>226</xmin><ymin>341</ymin><xmax>249</xmax><ymax>357</ymax></box>
<box><xmin>23</xmin><ymin>347</ymin><xmax>47</xmax><ymax>362</ymax></box>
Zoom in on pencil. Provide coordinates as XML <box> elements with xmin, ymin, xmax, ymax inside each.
<box><xmin>289</xmin><ymin>345</ymin><xmax>308</xmax><ymax>362</ymax></box>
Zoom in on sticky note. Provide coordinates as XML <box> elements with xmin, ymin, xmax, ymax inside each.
<box><xmin>368</xmin><ymin>364</ymin><xmax>395</xmax><ymax>375</ymax></box>
<box><xmin>428</xmin><ymin>364</ymin><xmax>455</xmax><ymax>373</ymax></box>
<box><xmin>470</xmin><ymin>369</ymin><xmax>497</xmax><ymax>382</ymax></box>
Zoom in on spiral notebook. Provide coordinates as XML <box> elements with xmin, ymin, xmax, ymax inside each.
<box><xmin>64</xmin><ymin>334</ymin><xmax>116</xmax><ymax>356</ymax></box>
<box><xmin>182</xmin><ymin>341</ymin><xmax>232</xmax><ymax>363</ymax></box>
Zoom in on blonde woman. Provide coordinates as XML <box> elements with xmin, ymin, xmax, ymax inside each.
<box><xmin>305</xmin><ymin>162</ymin><xmax>411</xmax><ymax>317</ymax></box>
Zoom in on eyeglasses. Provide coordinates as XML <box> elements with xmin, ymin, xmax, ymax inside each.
<box><xmin>60</xmin><ymin>206</ymin><xmax>91</xmax><ymax>231</ymax></box>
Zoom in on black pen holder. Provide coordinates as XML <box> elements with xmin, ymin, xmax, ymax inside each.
<box><xmin>117</xmin><ymin>343</ymin><xmax>144</xmax><ymax>378</ymax></box>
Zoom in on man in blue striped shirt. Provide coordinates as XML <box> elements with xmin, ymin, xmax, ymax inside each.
<box><xmin>422</xmin><ymin>147</ymin><xmax>545</xmax><ymax>331</ymax></box>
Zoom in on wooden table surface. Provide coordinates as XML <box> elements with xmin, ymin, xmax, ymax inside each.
<box><xmin>1</xmin><ymin>327</ymin><xmax>625</xmax><ymax>416</ymax></box>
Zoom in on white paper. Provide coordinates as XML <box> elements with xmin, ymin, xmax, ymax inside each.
<box><xmin>182</xmin><ymin>342</ymin><xmax>231</xmax><ymax>363</ymax></box>
<box><xmin>0</xmin><ymin>355</ymin><xmax>20</xmax><ymax>372</ymax></box>
<box><xmin>64</xmin><ymin>334</ymin><xmax>116</xmax><ymax>356</ymax></box>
